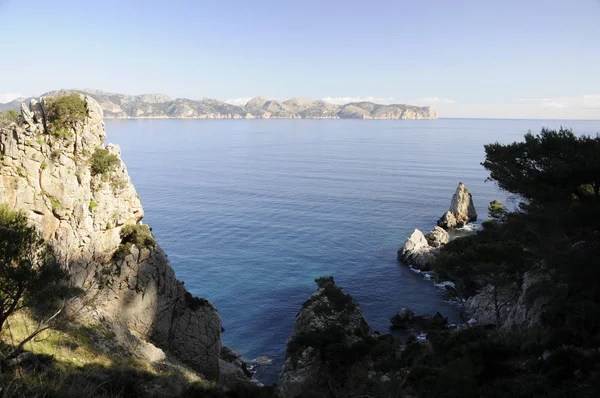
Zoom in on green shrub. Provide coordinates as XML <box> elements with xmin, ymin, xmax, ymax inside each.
<box><xmin>40</xmin><ymin>161</ymin><xmax>48</xmax><ymax>170</ymax></box>
<box><xmin>314</xmin><ymin>276</ymin><xmax>356</xmax><ymax>312</ymax></box>
<box><xmin>45</xmin><ymin>93</ymin><xmax>87</xmax><ymax>137</ymax></box>
<box><xmin>112</xmin><ymin>224</ymin><xmax>155</xmax><ymax>262</ymax></box>
<box><xmin>41</xmin><ymin>190</ymin><xmax>61</xmax><ymax>209</ymax></box>
<box><xmin>120</xmin><ymin>224</ymin><xmax>155</xmax><ymax>247</ymax></box>
<box><xmin>89</xmin><ymin>147</ymin><xmax>119</xmax><ymax>176</ymax></box>
<box><xmin>88</xmin><ymin>201</ymin><xmax>98</xmax><ymax>212</ymax></box>
<box><xmin>0</xmin><ymin>109</ymin><xmax>19</xmax><ymax>126</ymax></box>
<box><xmin>0</xmin><ymin>204</ymin><xmax>69</xmax><ymax>335</ymax></box>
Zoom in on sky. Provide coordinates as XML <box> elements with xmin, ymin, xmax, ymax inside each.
<box><xmin>0</xmin><ymin>0</ymin><xmax>599</xmax><ymax>119</ymax></box>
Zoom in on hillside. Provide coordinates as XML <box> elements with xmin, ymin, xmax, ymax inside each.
<box><xmin>0</xmin><ymin>89</ymin><xmax>438</xmax><ymax>120</ymax></box>
<box><xmin>0</xmin><ymin>94</ymin><xmax>270</xmax><ymax>396</ymax></box>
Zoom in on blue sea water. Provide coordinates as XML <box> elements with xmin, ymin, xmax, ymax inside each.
<box><xmin>105</xmin><ymin>118</ymin><xmax>600</xmax><ymax>383</ymax></box>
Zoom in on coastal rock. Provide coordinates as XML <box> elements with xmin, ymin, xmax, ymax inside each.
<box><xmin>398</xmin><ymin>229</ymin><xmax>436</xmax><ymax>270</ymax></box>
<box><xmin>438</xmin><ymin>182</ymin><xmax>477</xmax><ymax>229</ymax></box>
<box><xmin>390</xmin><ymin>308</ymin><xmax>448</xmax><ymax>331</ymax></box>
<box><xmin>0</xmin><ymin>95</ymin><xmax>222</xmax><ymax>380</ymax></box>
<box><xmin>278</xmin><ymin>277</ymin><xmax>372</xmax><ymax>398</ymax></box>
<box><xmin>466</xmin><ymin>271</ymin><xmax>549</xmax><ymax>328</ymax></box>
<box><xmin>425</xmin><ymin>226</ymin><xmax>450</xmax><ymax>248</ymax></box>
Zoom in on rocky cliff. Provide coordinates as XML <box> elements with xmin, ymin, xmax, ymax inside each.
<box><xmin>437</xmin><ymin>182</ymin><xmax>477</xmax><ymax>229</ymax></box>
<box><xmin>1</xmin><ymin>90</ymin><xmax>438</xmax><ymax>120</ymax></box>
<box><xmin>279</xmin><ymin>277</ymin><xmax>404</xmax><ymax>398</ymax></box>
<box><xmin>0</xmin><ymin>95</ymin><xmax>222</xmax><ymax>380</ymax></box>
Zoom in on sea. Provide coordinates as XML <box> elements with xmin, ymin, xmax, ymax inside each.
<box><xmin>105</xmin><ymin>118</ymin><xmax>600</xmax><ymax>384</ymax></box>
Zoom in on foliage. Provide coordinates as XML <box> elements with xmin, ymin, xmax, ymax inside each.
<box><xmin>0</xmin><ymin>205</ymin><xmax>68</xmax><ymax>336</ymax></box>
<box><xmin>88</xmin><ymin>201</ymin><xmax>98</xmax><ymax>212</ymax></box>
<box><xmin>41</xmin><ymin>190</ymin><xmax>61</xmax><ymax>210</ymax></box>
<box><xmin>487</xmin><ymin>199</ymin><xmax>506</xmax><ymax>221</ymax></box>
<box><xmin>313</xmin><ymin>276</ymin><xmax>356</xmax><ymax>312</ymax></box>
<box><xmin>89</xmin><ymin>147</ymin><xmax>120</xmax><ymax>176</ymax></box>
<box><xmin>45</xmin><ymin>93</ymin><xmax>87</xmax><ymax>137</ymax></box>
<box><xmin>120</xmin><ymin>224</ymin><xmax>155</xmax><ymax>248</ymax></box>
<box><xmin>483</xmin><ymin>127</ymin><xmax>600</xmax><ymax>204</ymax></box>
<box><xmin>112</xmin><ymin>224</ymin><xmax>155</xmax><ymax>263</ymax></box>
<box><xmin>0</xmin><ymin>109</ymin><xmax>19</xmax><ymax>126</ymax></box>
<box><xmin>423</xmin><ymin>128</ymin><xmax>600</xmax><ymax>396</ymax></box>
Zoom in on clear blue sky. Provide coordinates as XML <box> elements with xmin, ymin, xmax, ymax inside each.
<box><xmin>1</xmin><ymin>0</ymin><xmax>599</xmax><ymax>118</ymax></box>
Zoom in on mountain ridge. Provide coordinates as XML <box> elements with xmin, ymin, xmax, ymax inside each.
<box><xmin>0</xmin><ymin>89</ymin><xmax>438</xmax><ymax>120</ymax></box>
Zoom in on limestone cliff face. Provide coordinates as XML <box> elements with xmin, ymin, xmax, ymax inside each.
<box><xmin>0</xmin><ymin>95</ymin><xmax>222</xmax><ymax>380</ymax></box>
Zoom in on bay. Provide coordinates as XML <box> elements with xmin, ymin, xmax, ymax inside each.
<box><xmin>105</xmin><ymin>118</ymin><xmax>600</xmax><ymax>383</ymax></box>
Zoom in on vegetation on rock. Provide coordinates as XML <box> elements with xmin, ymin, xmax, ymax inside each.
<box><xmin>45</xmin><ymin>93</ymin><xmax>87</xmax><ymax>137</ymax></box>
<box><xmin>90</xmin><ymin>147</ymin><xmax>120</xmax><ymax>176</ymax></box>
<box><xmin>415</xmin><ymin>128</ymin><xmax>600</xmax><ymax>396</ymax></box>
<box><xmin>0</xmin><ymin>109</ymin><xmax>19</xmax><ymax>126</ymax></box>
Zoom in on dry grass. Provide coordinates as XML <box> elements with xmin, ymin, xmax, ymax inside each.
<box><xmin>0</xmin><ymin>311</ymin><xmax>211</xmax><ymax>397</ymax></box>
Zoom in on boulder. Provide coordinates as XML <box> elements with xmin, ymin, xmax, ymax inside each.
<box><xmin>438</xmin><ymin>183</ymin><xmax>477</xmax><ymax>229</ymax></box>
<box><xmin>398</xmin><ymin>228</ymin><xmax>450</xmax><ymax>270</ymax></box>
<box><xmin>398</xmin><ymin>229</ymin><xmax>436</xmax><ymax>270</ymax></box>
<box><xmin>425</xmin><ymin>226</ymin><xmax>449</xmax><ymax>248</ymax></box>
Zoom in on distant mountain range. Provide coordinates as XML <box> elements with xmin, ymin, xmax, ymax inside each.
<box><xmin>0</xmin><ymin>89</ymin><xmax>438</xmax><ymax>120</ymax></box>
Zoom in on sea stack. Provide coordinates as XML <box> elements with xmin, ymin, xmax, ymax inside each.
<box><xmin>437</xmin><ymin>182</ymin><xmax>477</xmax><ymax>229</ymax></box>
<box><xmin>398</xmin><ymin>227</ymin><xmax>449</xmax><ymax>270</ymax></box>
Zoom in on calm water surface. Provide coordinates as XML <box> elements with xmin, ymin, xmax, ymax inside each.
<box><xmin>105</xmin><ymin>118</ymin><xmax>600</xmax><ymax>383</ymax></box>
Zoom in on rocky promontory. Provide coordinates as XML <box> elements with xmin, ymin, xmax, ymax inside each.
<box><xmin>398</xmin><ymin>182</ymin><xmax>477</xmax><ymax>270</ymax></box>
<box><xmin>0</xmin><ymin>89</ymin><xmax>439</xmax><ymax>120</ymax></box>
<box><xmin>0</xmin><ymin>94</ymin><xmax>222</xmax><ymax>379</ymax></box>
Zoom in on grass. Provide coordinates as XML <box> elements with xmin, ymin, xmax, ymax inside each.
<box><xmin>0</xmin><ymin>311</ymin><xmax>215</xmax><ymax>398</ymax></box>
<box><xmin>41</xmin><ymin>190</ymin><xmax>61</xmax><ymax>210</ymax></box>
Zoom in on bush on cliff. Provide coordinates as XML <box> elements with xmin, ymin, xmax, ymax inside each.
<box><xmin>45</xmin><ymin>93</ymin><xmax>87</xmax><ymax>137</ymax></box>
<box><xmin>90</xmin><ymin>147</ymin><xmax>120</xmax><ymax>176</ymax></box>
<box><xmin>0</xmin><ymin>109</ymin><xmax>19</xmax><ymax>126</ymax></box>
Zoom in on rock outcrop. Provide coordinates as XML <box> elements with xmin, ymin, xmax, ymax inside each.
<box><xmin>390</xmin><ymin>308</ymin><xmax>448</xmax><ymax>332</ymax></box>
<box><xmin>465</xmin><ymin>271</ymin><xmax>549</xmax><ymax>328</ymax></box>
<box><xmin>398</xmin><ymin>227</ymin><xmax>449</xmax><ymax>270</ymax></box>
<box><xmin>1</xmin><ymin>89</ymin><xmax>439</xmax><ymax>120</ymax></box>
<box><xmin>0</xmin><ymin>95</ymin><xmax>222</xmax><ymax>380</ymax></box>
<box><xmin>437</xmin><ymin>182</ymin><xmax>477</xmax><ymax>229</ymax></box>
<box><xmin>279</xmin><ymin>277</ymin><xmax>410</xmax><ymax>397</ymax></box>
<box><xmin>279</xmin><ymin>278</ymin><xmax>370</xmax><ymax>397</ymax></box>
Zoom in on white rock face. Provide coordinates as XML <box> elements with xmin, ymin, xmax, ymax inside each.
<box><xmin>398</xmin><ymin>229</ymin><xmax>436</xmax><ymax>270</ymax></box>
<box><xmin>0</xmin><ymin>95</ymin><xmax>222</xmax><ymax>380</ymax></box>
<box><xmin>425</xmin><ymin>226</ymin><xmax>450</xmax><ymax>248</ymax></box>
<box><xmin>438</xmin><ymin>182</ymin><xmax>477</xmax><ymax>229</ymax></box>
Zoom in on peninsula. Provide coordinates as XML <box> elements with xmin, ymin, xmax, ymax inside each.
<box><xmin>0</xmin><ymin>89</ymin><xmax>438</xmax><ymax>120</ymax></box>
